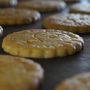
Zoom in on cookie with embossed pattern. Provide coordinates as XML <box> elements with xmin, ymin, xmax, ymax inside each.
<box><xmin>43</xmin><ymin>14</ymin><xmax>90</xmax><ymax>33</ymax></box>
<box><xmin>2</xmin><ymin>29</ymin><xmax>84</xmax><ymax>58</ymax></box>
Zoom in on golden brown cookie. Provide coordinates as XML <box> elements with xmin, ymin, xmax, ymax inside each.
<box><xmin>70</xmin><ymin>2</ymin><xmax>90</xmax><ymax>14</ymax></box>
<box><xmin>43</xmin><ymin>13</ymin><xmax>90</xmax><ymax>33</ymax></box>
<box><xmin>17</xmin><ymin>0</ymin><xmax>66</xmax><ymax>13</ymax></box>
<box><xmin>0</xmin><ymin>8</ymin><xmax>40</xmax><ymax>25</ymax></box>
<box><xmin>55</xmin><ymin>73</ymin><xmax>90</xmax><ymax>90</ymax></box>
<box><xmin>0</xmin><ymin>55</ymin><xmax>44</xmax><ymax>90</ymax></box>
<box><xmin>2</xmin><ymin>29</ymin><xmax>84</xmax><ymax>58</ymax></box>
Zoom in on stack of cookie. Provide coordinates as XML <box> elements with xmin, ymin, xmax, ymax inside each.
<box><xmin>0</xmin><ymin>0</ymin><xmax>90</xmax><ymax>90</ymax></box>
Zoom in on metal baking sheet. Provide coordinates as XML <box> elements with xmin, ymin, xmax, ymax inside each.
<box><xmin>0</xmin><ymin>11</ymin><xmax>90</xmax><ymax>90</ymax></box>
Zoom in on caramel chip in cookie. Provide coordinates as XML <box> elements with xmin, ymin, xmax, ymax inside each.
<box><xmin>0</xmin><ymin>8</ymin><xmax>40</xmax><ymax>25</ymax></box>
<box><xmin>43</xmin><ymin>13</ymin><xmax>90</xmax><ymax>33</ymax></box>
<box><xmin>2</xmin><ymin>29</ymin><xmax>84</xmax><ymax>58</ymax></box>
<box><xmin>55</xmin><ymin>73</ymin><xmax>90</xmax><ymax>90</ymax></box>
<box><xmin>17</xmin><ymin>0</ymin><xmax>66</xmax><ymax>13</ymax></box>
<box><xmin>0</xmin><ymin>55</ymin><xmax>44</xmax><ymax>90</ymax></box>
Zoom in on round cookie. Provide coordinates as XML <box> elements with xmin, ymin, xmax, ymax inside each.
<box><xmin>0</xmin><ymin>55</ymin><xmax>44</xmax><ymax>90</ymax></box>
<box><xmin>17</xmin><ymin>0</ymin><xmax>66</xmax><ymax>13</ymax></box>
<box><xmin>2</xmin><ymin>29</ymin><xmax>84</xmax><ymax>58</ymax></box>
<box><xmin>55</xmin><ymin>73</ymin><xmax>90</xmax><ymax>90</ymax></box>
<box><xmin>43</xmin><ymin>13</ymin><xmax>90</xmax><ymax>33</ymax></box>
<box><xmin>0</xmin><ymin>8</ymin><xmax>40</xmax><ymax>25</ymax></box>
<box><xmin>70</xmin><ymin>2</ymin><xmax>90</xmax><ymax>14</ymax></box>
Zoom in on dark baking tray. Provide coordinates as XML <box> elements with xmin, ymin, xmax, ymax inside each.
<box><xmin>0</xmin><ymin>10</ymin><xmax>90</xmax><ymax>90</ymax></box>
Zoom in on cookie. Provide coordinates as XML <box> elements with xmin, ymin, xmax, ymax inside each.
<box><xmin>55</xmin><ymin>73</ymin><xmax>90</xmax><ymax>90</ymax></box>
<box><xmin>17</xmin><ymin>0</ymin><xmax>66</xmax><ymax>13</ymax></box>
<box><xmin>43</xmin><ymin>13</ymin><xmax>90</xmax><ymax>33</ymax></box>
<box><xmin>0</xmin><ymin>8</ymin><xmax>40</xmax><ymax>25</ymax></box>
<box><xmin>0</xmin><ymin>55</ymin><xmax>44</xmax><ymax>90</ymax></box>
<box><xmin>2</xmin><ymin>29</ymin><xmax>84</xmax><ymax>58</ymax></box>
<box><xmin>70</xmin><ymin>2</ymin><xmax>90</xmax><ymax>14</ymax></box>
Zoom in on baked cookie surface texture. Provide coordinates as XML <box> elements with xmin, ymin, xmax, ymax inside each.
<box><xmin>0</xmin><ymin>55</ymin><xmax>44</xmax><ymax>90</ymax></box>
<box><xmin>43</xmin><ymin>13</ymin><xmax>90</xmax><ymax>33</ymax></box>
<box><xmin>17</xmin><ymin>0</ymin><xmax>66</xmax><ymax>13</ymax></box>
<box><xmin>2</xmin><ymin>29</ymin><xmax>84</xmax><ymax>58</ymax></box>
<box><xmin>55</xmin><ymin>73</ymin><xmax>90</xmax><ymax>90</ymax></box>
<box><xmin>0</xmin><ymin>8</ymin><xmax>40</xmax><ymax>25</ymax></box>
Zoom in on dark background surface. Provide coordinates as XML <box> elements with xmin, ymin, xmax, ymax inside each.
<box><xmin>0</xmin><ymin>9</ymin><xmax>90</xmax><ymax>90</ymax></box>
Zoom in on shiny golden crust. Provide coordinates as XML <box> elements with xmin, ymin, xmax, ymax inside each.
<box><xmin>17</xmin><ymin>1</ymin><xmax>66</xmax><ymax>13</ymax></box>
<box><xmin>70</xmin><ymin>3</ymin><xmax>90</xmax><ymax>14</ymax></box>
<box><xmin>0</xmin><ymin>55</ymin><xmax>43</xmax><ymax>90</ymax></box>
<box><xmin>0</xmin><ymin>8</ymin><xmax>40</xmax><ymax>25</ymax></box>
<box><xmin>2</xmin><ymin>29</ymin><xmax>84</xmax><ymax>58</ymax></box>
<box><xmin>55</xmin><ymin>73</ymin><xmax>90</xmax><ymax>90</ymax></box>
<box><xmin>43</xmin><ymin>14</ymin><xmax>90</xmax><ymax>33</ymax></box>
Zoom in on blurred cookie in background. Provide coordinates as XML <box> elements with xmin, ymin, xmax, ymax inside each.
<box><xmin>17</xmin><ymin>0</ymin><xmax>66</xmax><ymax>13</ymax></box>
<box><xmin>70</xmin><ymin>1</ymin><xmax>90</xmax><ymax>14</ymax></box>
<box><xmin>0</xmin><ymin>8</ymin><xmax>40</xmax><ymax>25</ymax></box>
<box><xmin>43</xmin><ymin>13</ymin><xmax>90</xmax><ymax>33</ymax></box>
<box><xmin>0</xmin><ymin>55</ymin><xmax>44</xmax><ymax>90</ymax></box>
<box><xmin>0</xmin><ymin>0</ymin><xmax>17</xmax><ymax>7</ymax></box>
<box><xmin>55</xmin><ymin>73</ymin><xmax>90</xmax><ymax>90</ymax></box>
